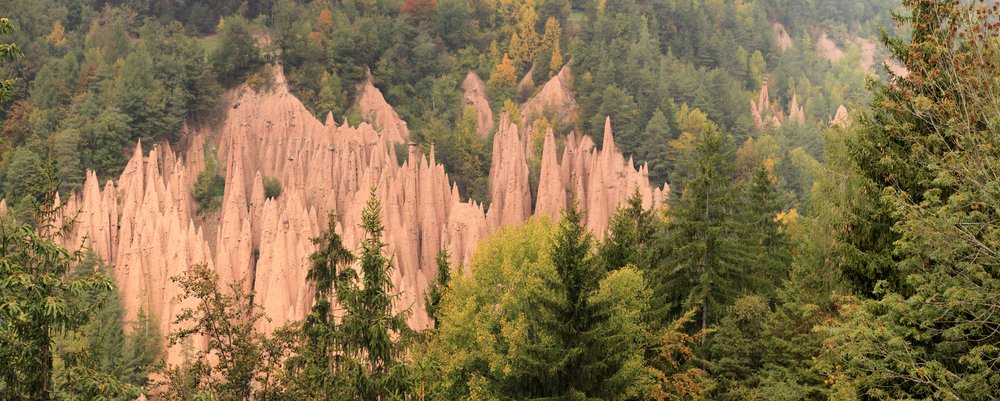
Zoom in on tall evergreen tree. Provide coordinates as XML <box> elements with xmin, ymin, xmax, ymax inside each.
<box><xmin>526</xmin><ymin>202</ymin><xmax>641</xmax><ymax>399</ymax></box>
<box><xmin>424</xmin><ymin>249</ymin><xmax>452</xmax><ymax>329</ymax></box>
<box><xmin>661</xmin><ymin>123</ymin><xmax>742</xmax><ymax>335</ymax></box>
<box><xmin>335</xmin><ymin>187</ymin><xmax>411</xmax><ymax>400</ymax></box>
<box><xmin>737</xmin><ymin>163</ymin><xmax>792</xmax><ymax>298</ymax></box>
<box><xmin>599</xmin><ymin>190</ymin><xmax>661</xmax><ymax>276</ymax></box>
<box><xmin>290</xmin><ymin>211</ymin><xmax>357</xmax><ymax>399</ymax></box>
<box><xmin>823</xmin><ymin>2</ymin><xmax>1000</xmax><ymax>398</ymax></box>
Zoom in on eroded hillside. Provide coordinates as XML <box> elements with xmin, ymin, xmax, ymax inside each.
<box><xmin>47</xmin><ymin>65</ymin><xmax>666</xmax><ymax>361</ymax></box>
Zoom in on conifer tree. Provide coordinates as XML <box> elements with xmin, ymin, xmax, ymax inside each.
<box><xmin>292</xmin><ymin>211</ymin><xmax>356</xmax><ymax>398</ymax></box>
<box><xmin>599</xmin><ymin>190</ymin><xmax>659</xmax><ymax>275</ymax></box>
<box><xmin>424</xmin><ymin>250</ymin><xmax>451</xmax><ymax>329</ymax></box>
<box><xmin>526</xmin><ymin>203</ymin><xmax>610</xmax><ymax>398</ymax></box>
<box><xmin>737</xmin><ymin>162</ymin><xmax>791</xmax><ymax>298</ymax></box>
<box><xmin>661</xmin><ymin>123</ymin><xmax>742</xmax><ymax>335</ymax></box>
<box><xmin>335</xmin><ymin>187</ymin><xmax>411</xmax><ymax>400</ymax></box>
<box><xmin>823</xmin><ymin>2</ymin><xmax>1000</xmax><ymax>398</ymax></box>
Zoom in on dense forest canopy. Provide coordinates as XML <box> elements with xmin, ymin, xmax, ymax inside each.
<box><xmin>3</xmin><ymin>0</ymin><xmax>999</xmax><ymax>399</ymax></box>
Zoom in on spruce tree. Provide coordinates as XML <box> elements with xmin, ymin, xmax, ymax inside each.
<box><xmin>294</xmin><ymin>211</ymin><xmax>356</xmax><ymax>399</ymax></box>
<box><xmin>737</xmin><ymin>163</ymin><xmax>791</xmax><ymax>298</ymax></box>
<box><xmin>661</xmin><ymin>123</ymin><xmax>742</xmax><ymax>335</ymax></box>
<box><xmin>335</xmin><ymin>187</ymin><xmax>411</xmax><ymax>400</ymax></box>
<box><xmin>823</xmin><ymin>2</ymin><xmax>1000</xmax><ymax>398</ymax></box>
<box><xmin>598</xmin><ymin>189</ymin><xmax>661</xmax><ymax>277</ymax></box>
<box><xmin>424</xmin><ymin>249</ymin><xmax>452</xmax><ymax>329</ymax></box>
<box><xmin>526</xmin><ymin>202</ymin><xmax>617</xmax><ymax>398</ymax></box>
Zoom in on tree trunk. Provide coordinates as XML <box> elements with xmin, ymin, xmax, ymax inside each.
<box><xmin>39</xmin><ymin>329</ymin><xmax>52</xmax><ymax>401</ymax></box>
<box><xmin>701</xmin><ymin>298</ymin><xmax>708</xmax><ymax>344</ymax></box>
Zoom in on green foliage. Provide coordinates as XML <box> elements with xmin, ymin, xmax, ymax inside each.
<box><xmin>706</xmin><ymin>295</ymin><xmax>772</xmax><ymax>400</ymax></box>
<box><xmin>0</xmin><ymin>9</ymin><xmax>224</xmax><ymax>196</ymax></box>
<box><xmin>0</xmin><ymin>17</ymin><xmax>22</xmax><ymax>104</ymax></box>
<box><xmin>154</xmin><ymin>264</ymin><xmax>287</xmax><ymax>401</ymax></box>
<box><xmin>0</xmin><ymin>193</ymin><xmax>129</xmax><ymax>400</ymax></box>
<box><xmin>211</xmin><ymin>16</ymin><xmax>263</xmax><ymax>87</ymax></box>
<box><xmin>333</xmin><ymin>187</ymin><xmax>412</xmax><ymax>400</ymax></box>
<box><xmin>599</xmin><ymin>190</ymin><xmax>660</xmax><ymax>274</ymax></box>
<box><xmin>419</xmin><ymin>212</ymin><xmax>662</xmax><ymax>399</ymax></box>
<box><xmin>423</xmin><ymin>106</ymin><xmax>491</xmax><ymax>203</ymax></box>
<box><xmin>192</xmin><ymin>147</ymin><xmax>225</xmax><ymax>213</ymax></box>
<box><xmin>281</xmin><ymin>211</ymin><xmax>357</xmax><ymax>399</ymax></box>
<box><xmin>738</xmin><ymin>164</ymin><xmax>792</xmax><ymax>297</ymax></box>
<box><xmin>3</xmin><ymin>2</ymin><xmax>983</xmax><ymax>400</ymax></box>
<box><xmin>660</xmin><ymin>122</ymin><xmax>742</xmax><ymax>330</ymax></box>
<box><xmin>52</xmin><ymin>253</ymin><xmax>159</xmax><ymax>400</ymax></box>
<box><xmin>88</xmin><ymin>108</ymin><xmax>132</xmax><ymax>178</ymax></box>
<box><xmin>4</xmin><ymin>146</ymin><xmax>45</xmax><ymax>201</ymax></box>
<box><xmin>818</xmin><ymin>2</ymin><xmax>1000</xmax><ymax>398</ymax></box>
<box><xmin>424</xmin><ymin>250</ymin><xmax>451</xmax><ymax>329</ymax></box>
<box><xmin>263</xmin><ymin>176</ymin><xmax>282</xmax><ymax>199</ymax></box>
<box><xmin>111</xmin><ymin>49</ymin><xmax>172</xmax><ymax>146</ymax></box>
<box><xmin>416</xmin><ymin>218</ymin><xmax>556</xmax><ymax>399</ymax></box>
<box><xmin>52</xmin><ymin>128</ymin><xmax>83</xmax><ymax>192</ymax></box>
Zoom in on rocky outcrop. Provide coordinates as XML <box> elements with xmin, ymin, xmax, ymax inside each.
<box><xmin>486</xmin><ymin>113</ymin><xmax>532</xmax><ymax>229</ymax></box>
<box><xmin>355</xmin><ymin>72</ymin><xmax>409</xmax><ymax>144</ymax></box>
<box><xmin>532</xmin><ymin>117</ymin><xmax>668</xmax><ymax>237</ymax></box>
<box><xmin>534</xmin><ymin>127</ymin><xmax>565</xmax><ymax>221</ymax></box>
<box><xmin>461</xmin><ymin>71</ymin><xmax>494</xmax><ymax>138</ymax></box>
<box><xmin>831</xmin><ymin>105</ymin><xmax>850</xmax><ymax>127</ymax></box>
<box><xmin>772</xmin><ymin>23</ymin><xmax>792</xmax><ymax>51</ymax></box>
<box><xmin>53</xmin><ymin>64</ymin><xmax>665</xmax><ymax>364</ymax></box>
<box><xmin>816</xmin><ymin>31</ymin><xmax>845</xmax><ymax>63</ymax></box>
<box><xmin>520</xmin><ymin>64</ymin><xmax>579</xmax><ymax>128</ymax></box>
<box><xmin>751</xmin><ymin>79</ymin><xmax>805</xmax><ymax>129</ymax></box>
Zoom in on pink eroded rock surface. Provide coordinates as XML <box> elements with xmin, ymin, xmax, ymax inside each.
<box><xmin>750</xmin><ymin>79</ymin><xmax>805</xmax><ymax>129</ymax></box>
<box><xmin>461</xmin><ymin>71</ymin><xmax>494</xmax><ymax>138</ymax></box>
<box><xmin>52</xmin><ymin>65</ymin><xmax>666</xmax><ymax>362</ymax></box>
<box><xmin>355</xmin><ymin>71</ymin><xmax>410</xmax><ymax>144</ymax></box>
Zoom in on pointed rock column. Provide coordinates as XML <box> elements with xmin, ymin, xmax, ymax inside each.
<box><xmin>535</xmin><ymin>127</ymin><xmax>566</xmax><ymax>220</ymax></box>
<box><xmin>486</xmin><ymin>113</ymin><xmax>532</xmax><ymax>230</ymax></box>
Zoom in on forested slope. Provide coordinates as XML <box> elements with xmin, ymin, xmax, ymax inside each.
<box><xmin>4</xmin><ymin>0</ymin><xmax>996</xmax><ymax>400</ymax></box>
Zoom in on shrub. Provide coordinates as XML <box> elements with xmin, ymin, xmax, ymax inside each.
<box><xmin>263</xmin><ymin>177</ymin><xmax>282</xmax><ymax>199</ymax></box>
<box><xmin>192</xmin><ymin>147</ymin><xmax>225</xmax><ymax>213</ymax></box>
